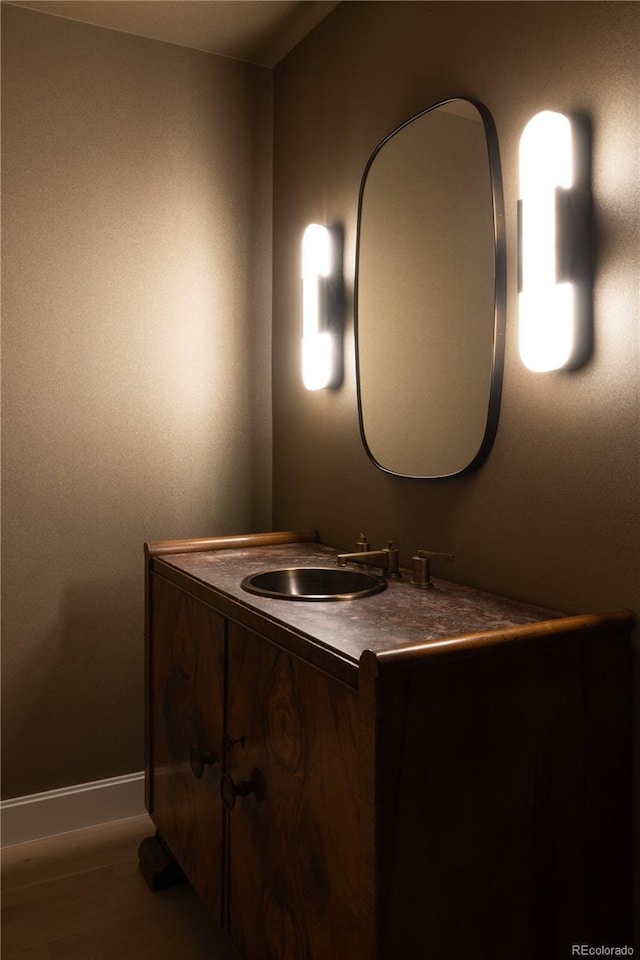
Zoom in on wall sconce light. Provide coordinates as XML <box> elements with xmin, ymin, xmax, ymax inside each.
<box><xmin>518</xmin><ymin>110</ymin><xmax>591</xmax><ymax>372</ymax></box>
<box><xmin>301</xmin><ymin>223</ymin><xmax>343</xmax><ymax>390</ymax></box>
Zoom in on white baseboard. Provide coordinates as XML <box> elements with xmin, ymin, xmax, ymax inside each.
<box><xmin>1</xmin><ymin>771</ymin><xmax>146</xmax><ymax>847</ymax></box>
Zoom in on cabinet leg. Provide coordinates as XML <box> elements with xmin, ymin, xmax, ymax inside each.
<box><xmin>138</xmin><ymin>833</ymin><xmax>186</xmax><ymax>891</ymax></box>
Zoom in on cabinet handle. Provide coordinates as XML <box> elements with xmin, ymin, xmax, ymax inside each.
<box><xmin>220</xmin><ymin>771</ymin><xmax>259</xmax><ymax>811</ymax></box>
<box><xmin>190</xmin><ymin>746</ymin><xmax>219</xmax><ymax>779</ymax></box>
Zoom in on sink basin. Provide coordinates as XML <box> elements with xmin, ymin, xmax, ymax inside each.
<box><xmin>240</xmin><ymin>567</ymin><xmax>387</xmax><ymax>601</ymax></box>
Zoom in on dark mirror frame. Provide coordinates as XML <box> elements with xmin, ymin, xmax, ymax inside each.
<box><xmin>354</xmin><ymin>97</ymin><xmax>506</xmax><ymax>479</ymax></box>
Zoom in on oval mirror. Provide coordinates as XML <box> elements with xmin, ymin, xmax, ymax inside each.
<box><xmin>355</xmin><ymin>98</ymin><xmax>505</xmax><ymax>478</ymax></box>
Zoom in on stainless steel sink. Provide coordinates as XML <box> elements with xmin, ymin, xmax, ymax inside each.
<box><xmin>240</xmin><ymin>567</ymin><xmax>387</xmax><ymax>601</ymax></box>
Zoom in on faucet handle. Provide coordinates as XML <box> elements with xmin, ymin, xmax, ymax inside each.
<box><xmin>410</xmin><ymin>550</ymin><xmax>454</xmax><ymax>589</ymax></box>
<box><xmin>384</xmin><ymin>540</ymin><xmax>402</xmax><ymax>578</ymax></box>
<box><xmin>356</xmin><ymin>533</ymin><xmax>370</xmax><ymax>552</ymax></box>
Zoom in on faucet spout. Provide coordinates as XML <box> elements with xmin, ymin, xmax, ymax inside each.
<box><xmin>337</xmin><ymin>541</ymin><xmax>401</xmax><ymax>579</ymax></box>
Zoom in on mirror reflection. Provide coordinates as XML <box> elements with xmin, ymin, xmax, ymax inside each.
<box><xmin>355</xmin><ymin>98</ymin><xmax>505</xmax><ymax>478</ymax></box>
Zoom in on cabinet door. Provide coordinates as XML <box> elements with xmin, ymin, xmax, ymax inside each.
<box><xmin>225</xmin><ymin>623</ymin><xmax>361</xmax><ymax>960</ymax></box>
<box><xmin>149</xmin><ymin>574</ymin><xmax>225</xmax><ymax>918</ymax></box>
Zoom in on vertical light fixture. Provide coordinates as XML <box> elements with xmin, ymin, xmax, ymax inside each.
<box><xmin>301</xmin><ymin>223</ymin><xmax>342</xmax><ymax>390</ymax></box>
<box><xmin>518</xmin><ymin>110</ymin><xmax>591</xmax><ymax>372</ymax></box>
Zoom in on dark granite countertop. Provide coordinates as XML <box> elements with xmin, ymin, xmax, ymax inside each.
<box><xmin>154</xmin><ymin>541</ymin><xmax>561</xmax><ymax>667</ymax></box>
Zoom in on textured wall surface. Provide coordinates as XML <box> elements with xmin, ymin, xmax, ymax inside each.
<box><xmin>1</xmin><ymin>4</ymin><xmax>272</xmax><ymax>797</ymax></box>
<box><xmin>272</xmin><ymin>0</ymin><xmax>639</xmax><ymax>925</ymax></box>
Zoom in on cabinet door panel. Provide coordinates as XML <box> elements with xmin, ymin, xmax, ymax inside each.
<box><xmin>226</xmin><ymin>623</ymin><xmax>361</xmax><ymax>960</ymax></box>
<box><xmin>150</xmin><ymin>575</ymin><xmax>225</xmax><ymax>917</ymax></box>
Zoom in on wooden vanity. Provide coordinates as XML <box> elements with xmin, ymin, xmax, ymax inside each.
<box><xmin>140</xmin><ymin>531</ymin><xmax>633</xmax><ymax>959</ymax></box>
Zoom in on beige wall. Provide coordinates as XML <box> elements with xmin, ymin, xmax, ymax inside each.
<box><xmin>1</xmin><ymin>4</ymin><xmax>272</xmax><ymax>798</ymax></box>
<box><xmin>272</xmin><ymin>0</ymin><xmax>639</xmax><ymax>920</ymax></box>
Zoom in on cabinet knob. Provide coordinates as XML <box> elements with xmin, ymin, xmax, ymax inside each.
<box><xmin>220</xmin><ymin>771</ymin><xmax>259</xmax><ymax>811</ymax></box>
<box><xmin>190</xmin><ymin>746</ymin><xmax>219</xmax><ymax>779</ymax></box>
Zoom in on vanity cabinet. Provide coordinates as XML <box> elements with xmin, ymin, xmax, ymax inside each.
<box><xmin>225</xmin><ymin>622</ymin><xmax>361</xmax><ymax>959</ymax></box>
<box><xmin>140</xmin><ymin>532</ymin><xmax>634</xmax><ymax>960</ymax></box>
<box><xmin>146</xmin><ymin>573</ymin><xmax>225</xmax><ymax>917</ymax></box>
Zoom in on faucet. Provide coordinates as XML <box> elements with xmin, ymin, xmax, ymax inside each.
<box><xmin>337</xmin><ymin>537</ymin><xmax>402</xmax><ymax>579</ymax></box>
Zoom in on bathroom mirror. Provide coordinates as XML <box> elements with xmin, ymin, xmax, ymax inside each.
<box><xmin>355</xmin><ymin>98</ymin><xmax>505</xmax><ymax>478</ymax></box>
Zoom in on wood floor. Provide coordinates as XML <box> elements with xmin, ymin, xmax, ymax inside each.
<box><xmin>1</xmin><ymin>814</ymin><xmax>237</xmax><ymax>959</ymax></box>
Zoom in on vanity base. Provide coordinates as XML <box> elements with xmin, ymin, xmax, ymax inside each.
<box><xmin>138</xmin><ymin>833</ymin><xmax>186</xmax><ymax>892</ymax></box>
